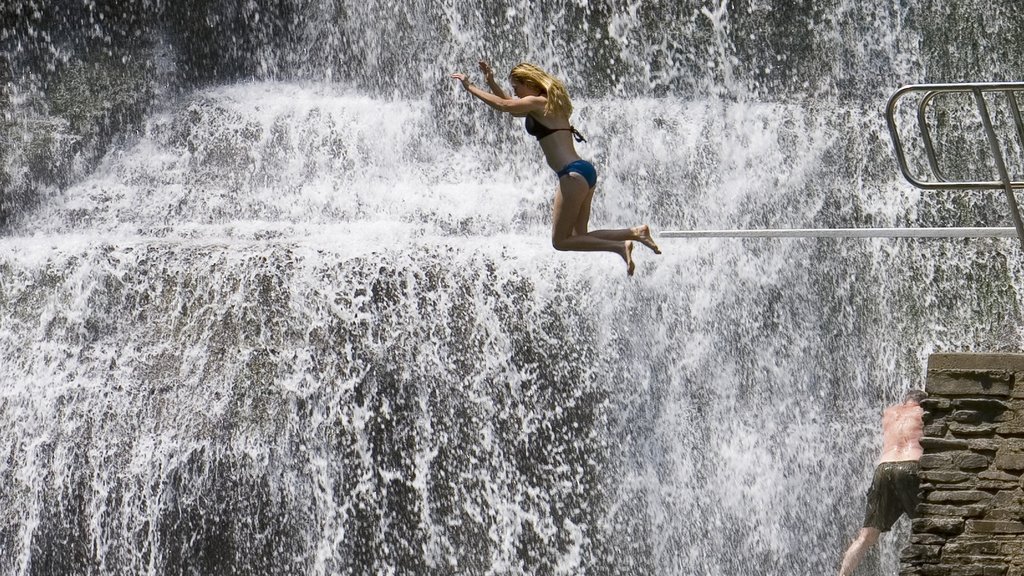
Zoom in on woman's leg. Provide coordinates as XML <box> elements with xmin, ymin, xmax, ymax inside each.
<box><xmin>587</xmin><ymin>225</ymin><xmax>661</xmax><ymax>254</ymax></box>
<box><xmin>573</xmin><ymin>183</ymin><xmax>595</xmax><ymax>235</ymax></box>
<box><xmin>551</xmin><ymin>175</ymin><xmax>635</xmax><ymax>275</ymax></box>
<box><xmin>566</xmin><ymin>176</ymin><xmax>661</xmax><ymax>254</ymax></box>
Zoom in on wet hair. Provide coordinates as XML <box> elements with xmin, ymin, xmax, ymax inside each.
<box><xmin>509</xmin><ymin>63</ymin><xmax>573</xmax><ymax>118</ymax></box>
<box><xmin>904</xmin><ymin>389</ymin><xmax>928</xmax><ymax>404</ymax></box>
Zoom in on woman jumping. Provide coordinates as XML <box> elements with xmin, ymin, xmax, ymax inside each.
<box><xmin>450</xmin><ymin>61</ymin><xmax>660</xmax><ymax>276</ymax></box>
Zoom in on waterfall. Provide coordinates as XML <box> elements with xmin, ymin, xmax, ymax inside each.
<box><xmin>2</xmin><ymin>1</ymin><xmax>1023</xmax><ymax>574</ymax></box>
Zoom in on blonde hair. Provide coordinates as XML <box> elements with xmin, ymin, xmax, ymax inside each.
<box><xmin>509</xmin><ymin>63</ymin><xmax>573</xmax><ymax>118</ymax></box>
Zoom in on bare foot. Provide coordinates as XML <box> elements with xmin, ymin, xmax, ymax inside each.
<box><xmin>636</xmin><ymin>225</ymin><xmax>661</xmax><ymax>254</ymax></box>
<box><xmin>624</xmin><ymin>241</ymin><xmax>635</xmax><ymax>276</ymax></box>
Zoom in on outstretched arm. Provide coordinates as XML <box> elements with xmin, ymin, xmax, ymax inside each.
<box><xmin>450</xmin><ymin>73</ymin><xmax>546</xmax><ymax>116</ymax></box>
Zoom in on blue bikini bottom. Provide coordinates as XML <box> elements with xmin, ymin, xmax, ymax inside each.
<box><xmin>555</xmin><ymin>159</ymin><xmax>598</xmax><ymax>188</ymax></box>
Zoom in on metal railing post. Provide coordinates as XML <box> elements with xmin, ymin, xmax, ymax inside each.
<box><xmin>885</xmin><ymin>82</ymin><xmax>1024</xmax><ymax>250</ymax></box>
<box><xmin>971</xmin><ymin>88</ymin><xmax>1024</xmax><ymax>250</ymax></box>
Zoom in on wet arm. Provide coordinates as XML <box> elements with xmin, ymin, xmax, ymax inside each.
<box><xmin>462</xmin><ymin>82</ymin><xmax>544</xmax><ymax>115</ymax></box>
<box><xmin>478</xmin><ymin>60</ymin><xmax>509</xmax><ymax>99</ymax></box>
<box><xmin>484</xmin><ymin>76</ymin><xmax>509</xmax><ymax>99</ymax></box>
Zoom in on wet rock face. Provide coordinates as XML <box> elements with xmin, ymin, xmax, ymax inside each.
<box><xmin>903</xmin><ymin>355</ymin><xmax>1024</xmax><ymax>576</ymax></box>
<box><xmin>3</xmin><ymin>0</ymin><xmax>310</xmax><ymax>228</ymax></box>
<box><xmin>0</xmin><ymin>64</ymin><xmax>12</xmax><ymax>228</ymax></box>
<box><xmin>0</xmin><ymin>0</ymin><xmax>158</xmax><ymax>227</ymax></box>
<box><xmin>0</xmin><ymin>50</ymin><xmax>155</xmax><ymax>228</ymax></box>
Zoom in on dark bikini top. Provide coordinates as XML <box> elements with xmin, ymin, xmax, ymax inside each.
<box><xmin>525</xmin><ymin>115</ymin><xmax>587</xmax><ymax>143</ymax></box>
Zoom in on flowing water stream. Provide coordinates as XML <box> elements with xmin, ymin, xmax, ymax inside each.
<box><xmin>2</xmin><ymin>1</ymin><xmax>1023</xmax><ymax>574</ymax></box>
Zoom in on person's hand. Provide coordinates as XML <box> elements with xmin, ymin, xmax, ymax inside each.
<box><xmin>478</xmin><ymin>60</ymin><xmax>494</xmax><ymax>82</ymax></box>
<box><xmin>450</xmin><ymin>73</ymin><xmax>471</xmax><ymax>90</ymax></box>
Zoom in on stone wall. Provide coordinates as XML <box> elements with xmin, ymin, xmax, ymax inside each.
<box><xmin>902</xmin><ymin>353</ymin><xmax>1024</xmax><ymax>576</ymax></box>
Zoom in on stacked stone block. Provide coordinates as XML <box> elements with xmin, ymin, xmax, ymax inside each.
<box><xmin>901</xmin><ymin>354</ymin><xmax>1024</xmax><ymax>576</ymax></box>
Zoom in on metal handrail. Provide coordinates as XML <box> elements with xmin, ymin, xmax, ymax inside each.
<box><xmin>885</xmin><ymin>82</ymin><xmax>1024</xmax><ymax>249</ymax></box>
<box><xmin>659</xmin><ymin>227</ymin><xmax>1017</xmax><ymax>239</ymax></box>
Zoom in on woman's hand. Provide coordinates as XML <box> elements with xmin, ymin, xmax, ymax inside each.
<box><xmin>478</xmin><ymin>60</ymin><xmax>495</xmax><ymax>82</ymax></box>
<box><xmin>450</xmin><ymin>73</ymin><xmax>472</xmax><ymax>90</ymax></box>
<box><xmin>478</xmin><ymin>60</ymin><xmax>510</xmax><ymax>99</ymax></box>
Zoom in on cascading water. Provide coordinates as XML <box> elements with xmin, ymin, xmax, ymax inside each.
<box><xmin>2</xmin><ymin>1</ymin><xmax>1024</xmax><ymax>575</ymax></box>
